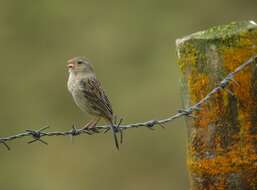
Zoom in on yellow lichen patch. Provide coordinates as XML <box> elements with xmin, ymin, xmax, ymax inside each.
<box><xmin>188</xmin><ymin>71</ymin><xmax>209</xmax><ymax>103</ymax></box>
<box><xmin>177</xmin><ymin>43</ymin><xmax>197</xmax><ymax>72</ymax></box>
<box><xmin>239</xmin><ymin>31</ymin><xmax>257</xmax><ymax>48</ymax></box>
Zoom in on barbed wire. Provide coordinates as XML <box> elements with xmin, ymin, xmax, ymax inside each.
<box><xmin>0</xmin><ymin>55</ymin><xmax>256</xmax><ymax>150</ymax></box>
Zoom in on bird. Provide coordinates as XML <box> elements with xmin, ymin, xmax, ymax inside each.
<box><xmin>67</xmin><ymin>56</ymin><xmax>119</xmax><ymax>149</ymax></box>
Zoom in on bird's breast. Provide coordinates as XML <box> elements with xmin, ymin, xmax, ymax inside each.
<box><xmin>67</xmin><ymin>73</ymin><xmax>77</xmax><ymax>94</ymax></box>
<box><xmin>67</xmin><ymin>74</ymin><xmax>94</xmax><ymax>114</ymax></box>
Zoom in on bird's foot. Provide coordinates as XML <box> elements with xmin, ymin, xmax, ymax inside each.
<box><xmin>82</xmin><ymin>118</ymin><xmax>100</xmax><ymax>131</ymax></box>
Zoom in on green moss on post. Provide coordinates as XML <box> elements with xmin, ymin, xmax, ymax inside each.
<box><xmin>176</xmin><ymin>21</ymin><xmax>257</xmax><ymax>190</ymax></box>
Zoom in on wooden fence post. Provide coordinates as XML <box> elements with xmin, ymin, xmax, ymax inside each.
<box><xmin>176</xmin><ymin>21</ymin><xmax>257</xmax><ymax>189</ymax></box>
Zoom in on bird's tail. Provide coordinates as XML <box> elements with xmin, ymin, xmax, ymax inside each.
<box><xmin>110</xmin><ymin>119</ymin><xmax>119</xmax><ymax>150</ymax></box>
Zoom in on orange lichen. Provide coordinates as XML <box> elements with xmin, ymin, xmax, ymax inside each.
<box><xmin>188</xmin><ymin>143</ymin><xmax>257</xmax><ymax>175</ymax></box>
<box><xmin>179</xmin><ymin>21</ymin><xmax>257</xmax><ymax>189</ymax></box>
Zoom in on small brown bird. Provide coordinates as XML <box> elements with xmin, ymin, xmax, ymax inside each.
<box><xmin>67</xmin><ymin>57</ymin><xmax>119</xmax><ymax>149</ymax></box>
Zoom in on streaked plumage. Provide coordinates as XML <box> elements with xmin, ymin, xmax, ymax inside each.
<box><xmin>67</xmin><ymin>57</ymin><xmax>119</xmax><ymax>149</ymax></box>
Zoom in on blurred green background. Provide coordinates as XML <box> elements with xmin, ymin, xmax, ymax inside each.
<box><xmin>0</xmin><ymin>0</ymin><xmax>256</xmax><ymax>189</ymax></box>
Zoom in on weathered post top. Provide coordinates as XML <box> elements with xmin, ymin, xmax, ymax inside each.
<box><xmin>176</xmin><ymin>21</ymin><xmax>257</xmax><ymax>190</ymax></box>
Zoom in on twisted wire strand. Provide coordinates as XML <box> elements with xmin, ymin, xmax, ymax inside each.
<box><xmin>0</xmin><ymin>55</ymin><xmax>256</xmax><ymax>150</ymax></box>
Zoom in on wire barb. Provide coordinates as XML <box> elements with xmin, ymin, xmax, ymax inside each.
<box><xmin>26</xmin><ymin>126</ymin><xmax>49</xmax><ymax>145</ymax></box>
<box><xmin>0</xmin><ymin>140</ymin><xmax>10</xmax><ymax>150</ymax></box>
<box><xmin>70</xmin><ymin>125</ymin><xmax>80</xmax><ymax>136</ymax></box>
<box><xmin>228</xmin><ymin>78</ymin><xmax>240</xmax><ymax>86</ymax></box>
<box><xmin>145</xmin><ymin>120</ymin><xmax>166</xmax><ymax>129</ymax></box>
<box><xmin>0</xmin><ymin>55</ymin><xmax>255</xmax><ymax>150</ymax></box>
<box><xmin>115</xmin><ymin>118</ymin><xmax>124</xmax><ymax>144</ymax></box>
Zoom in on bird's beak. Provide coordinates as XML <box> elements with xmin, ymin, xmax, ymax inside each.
<box><xmin>67</xmin><ymin>63</ymin><xmax>75</xmax><ymax>69</ymax></box>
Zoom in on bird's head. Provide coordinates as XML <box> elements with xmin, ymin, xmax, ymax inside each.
<box><xmin>67</xmin><ymin>57</ymin><xmax>94</xmax><ymax>75</ymax></box>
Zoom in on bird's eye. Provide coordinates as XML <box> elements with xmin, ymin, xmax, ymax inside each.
<box><xmin>77</xmin><ymin>60</ymin><xmax>83</xmax><ymax>64</ymax></box>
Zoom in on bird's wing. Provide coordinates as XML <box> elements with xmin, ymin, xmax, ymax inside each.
<box><xmin>79</xmin><ymin>76</ymin><xmax>113</xmax><ymax>121</ymax></box>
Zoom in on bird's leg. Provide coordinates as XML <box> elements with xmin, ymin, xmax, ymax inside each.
<box><xmin>82</xmin><ymin>117</ymin><xmax>101</xmax><ymax>130</ymax></box>
<box><xmin>89</xmin><ymin>117</ymin><xmax>101</xmax><ymax>129</ymax></box>
<box><xmin>82</xmin><ymin>120</ymin><xmax>95</xmax><ymax>130</ymax></box>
